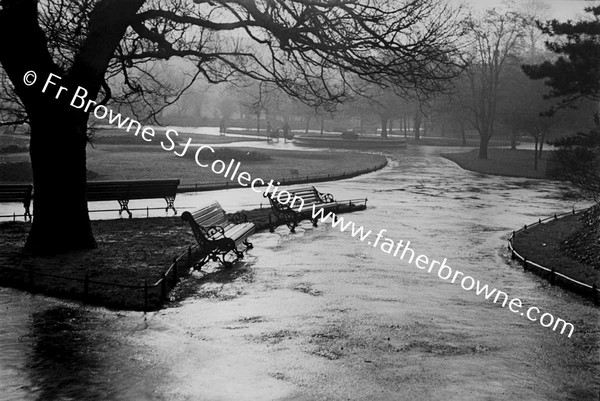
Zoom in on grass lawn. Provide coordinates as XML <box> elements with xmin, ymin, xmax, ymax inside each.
<box><xmin>512</xmin><ymin>213</ymin><xmax>600</xmax><ymax>290</ymax></box>
<box><xmin>441</xmin><ymin>148</ymin><xmax>553</xmax><ymax>179</ymax></box>
<box><xmin>84</xmin><ymin>144</ymin><xmax>385</xmax><ymax>186</ymax></box>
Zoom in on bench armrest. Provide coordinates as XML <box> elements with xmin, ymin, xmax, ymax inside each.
<box><xmin>227</xmin><ymin>212</ymin><xmax>248</xmax><ymax>224</ymax></box>
<box><xmin>207</xmin><ymin>225</ymin><xmax>226</xmax><ymax>238</ymax></box>
<box><xmin>318</xmin><ymin>191</ymin><xmax>336</xmax><ymax>203</ymax></box>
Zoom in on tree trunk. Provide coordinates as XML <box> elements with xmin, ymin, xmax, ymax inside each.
<box><xmin>460</xmin><ymin>120</ymin><xmax>467</xmax><ymax>146</ymax></box>
<box><xmin>478</xmin><ymin>134</ymin><xmax>490</xmax><ymax>159</ymax></box>
<box><xmin>533</xmin><ymin>135</ymin><xmax>539</xmax><ymax>170</ymax></box>
<box><xmin>403</xmin><ymin>117</ymin><xmax>408</xmax><ymax>139</ymax></box>
<box><xmin>538</xmin><ymin>131</ymin><xmax>546</xmax><ymax>159</ymax></box>
<box><xmin>305</xmin><ymin>116</ymin><xmax>311</xmax><ymax>134</ymax></box>
<box><xmin>510</xmin><ymin>127</ymin><xmax>518</xmax><ymax>150</ymax></box>
<box><xmin>256</xmin><ymin>111</ymin><xmax>261</xmax><ymax>135</ymax></box>
<box><xmin>380</xmin><ymin>117</ymin><xmax>388</xmax><ymax>138</ymax></box>
<box><xmin>25</xmin><ymin>109</ymin><xmax>96</xmax><ymax>254</ymax></box>
<box><xmin>414</xmin><ymin>112</ymin><xmax>422</xmax><ymax>140</ymax></box>
<box><xmin>320</xmin><ymin>117</ymin><xmax>324</xmax><ymax>135</ymax></box>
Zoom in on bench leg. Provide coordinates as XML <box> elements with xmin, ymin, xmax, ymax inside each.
<box><xmin>118</xmin><ymin>200</ymin><xmax>132</xmax><ymax>218</ymax></box>
<box><xmin>194</xmin><ymin>253</ymin><xmax>211</xmax><ymax>270</ymax></box>
<box><xmin>24</xmin><ymin>206</ymin><xmax>32</xmax><ymax>222</ymax></box>
<box><xmin>243</xmin><ymin>239</ymin><xmax>253</xmax><ymax>249</ymax></box>
<box><xmin>164</xmin><ymin>196</ymin><xmax>177</xmax><ymax>215</ymax></box>
<box><xmin>287</xmin><ymin>221</ymin><xmax>297</xmax><ymax>233</ymax></box>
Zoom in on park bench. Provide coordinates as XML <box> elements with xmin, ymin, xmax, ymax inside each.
<box><xmin>264</xmin><ymin>185</ymin><xmax>340</xmax><ymax>232</ymax></box>
<box><xmin>181</xmin><ymin>202</ymin><xmax>255</xmax><ymax>268</ymax></box>
<box><xmin>0</xmin><ymin>184</ymin><xmax>33</xmax><ymax>221</ymax></box>
<box><xmin>86</xmin><ymin>179</ymin><xmax>180</xmax><ymax>218</ymax></box>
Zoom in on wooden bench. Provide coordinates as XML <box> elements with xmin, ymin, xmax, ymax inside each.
<box><xmin>0</xmin><ymin>184</ymin><xmax>33</xmax><ymax>221</ymax></box>
<box><xmin>86</xmin><ymin>179</ymin><xmax>180</xmax><ymax>218</ymax></box>
<box><xmin>181</xmin><ymin>202</ymin><xmax>255</xmax><ymax>268</ymax></box>
<box><xmin>264</xmin><ymin>185</ymin><xmax>340</xmax><ymax>232</ymax></box>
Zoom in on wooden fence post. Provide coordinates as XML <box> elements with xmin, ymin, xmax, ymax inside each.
<box><xmin>269</xmin><ymin>214</ymin><xmax>274</xmax><ymax>233</ymax></box>
<box><xmin>161</xmin><ymin>273</ymin><xmax>167</xmax><ymax>300</ymax></box>
<box><xmin>172</xmin><ymin>257</ymin><xmax>178</xmax><ymax>282</ymax></box>
<box><xmin>144</xmin><ymin>280</ymin><xmax>148</xmax><ymax>311</ymax></box>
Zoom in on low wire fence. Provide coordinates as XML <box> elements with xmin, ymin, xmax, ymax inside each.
<box><xmin>507</xmin><ymin>208</ymin><xmax>599</xmax><ymax>305</ymax></box>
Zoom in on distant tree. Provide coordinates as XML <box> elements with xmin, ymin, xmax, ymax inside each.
<box><xmin>462</xmin><ymin>9</ymin><xmax>526</xmax><ymax>159</ymax></box>
<box><xmin>500</xmin><ymin>63</ymin><xmax>555</xmax><ymax>169</ymax></box>
<box><xmin>517</xmin><ymin>0</ymin><xmax>552</xmax><ymax>63</ymax></box>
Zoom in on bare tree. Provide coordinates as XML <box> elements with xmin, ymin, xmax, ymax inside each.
<box><xmin>462</xmin><ymin>9</ymin><xmax>526</xmax><ymax>159</ymax></box>
<box><xmin>0</xmin><ymin>0</ymin><xmax>463</xmax><ymax>254</ymax></box>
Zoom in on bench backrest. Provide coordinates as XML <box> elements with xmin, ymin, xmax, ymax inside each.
<box><xmin>289</xmin><ymin>186</ymin><xmax>322</xmax><ymax>204</ymax></box>
<box><xmin>86</xmin><ymin>179</ymin><xmax>180</xmax><ymax>201</ymax></box>
<box><xmin>183</xmin><ymin>202</ymin><xmax>229</xmax><ymax>228</ymax></box>
<box><xmin>181</xmin><ymin>202</ymin><xmax>230</xmax><ymax>246</ymax></box>
<box><xmin>0</xmin><ymin>184</ymin><xmax>33</xmax><ymax>204</ymax></box>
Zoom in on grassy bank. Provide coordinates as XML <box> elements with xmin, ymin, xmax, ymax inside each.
<box><xmin>1</xmin><ymin>142</ymin><xmax>387</xmax><ymax>186</ymax></box>
<box><xmin>0</xmin><ymin>203</ymin><xmax>366</xmax><ymax>310</ymax></box>
<box><xmin>86</xmin><ymin>145</ymin><xmax>385</xmax><ymax>186</ymax></box>
<box><xmin>441</xmin><ymin>148</ymin><xmax>553</xmax><ymax>179</ymax></box>
<box><xmin>511</xmin><ymin>211</ymin><xmax>600</xmax><ymax>294</ymax></box>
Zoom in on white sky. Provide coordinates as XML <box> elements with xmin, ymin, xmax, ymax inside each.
<box><xmin>458</xmin><ymin>0</ymin><xmax>600</xmax><ymax>19</ymax></box>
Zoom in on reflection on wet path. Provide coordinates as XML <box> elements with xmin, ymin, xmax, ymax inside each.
<box><xmin>1</xmin><ymin>146</ymin><xmax>598</xmax><ymax>400</ymax></box>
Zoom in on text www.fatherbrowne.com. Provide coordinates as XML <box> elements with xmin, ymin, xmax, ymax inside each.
<box><xmin>303</xmin><ymin>203</ymin><xmax>575</xmax><ymax>338</ymax></box>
